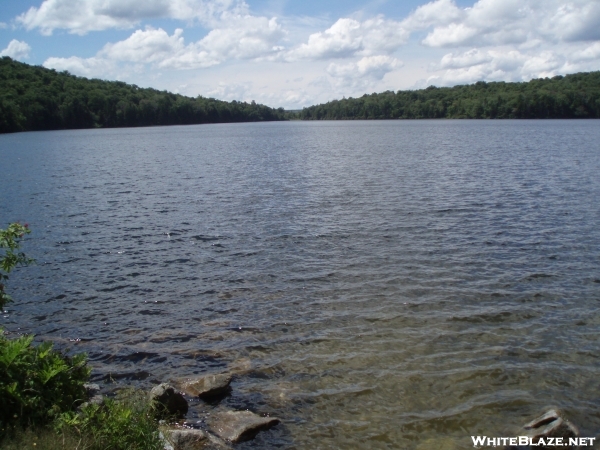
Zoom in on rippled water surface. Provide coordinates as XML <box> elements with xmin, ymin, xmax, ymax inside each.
<box><xmin>1</xmin><ymin>120</ymin><xmax>600</xmax><ymax>449</ymax></box>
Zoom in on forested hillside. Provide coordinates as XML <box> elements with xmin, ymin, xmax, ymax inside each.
<box><xmin>3</xmin><ymin>56</ymin><xmax>599</xmax><ymax>133</ymax></box>
<box><xmin>0</xmin><ymin>57</ymin><xmax>285</xmax><ymax>133</ymax></box>
<box><xmin>300</xmin><ymin>72</ymin><xmax>600</xmax><ymax>120</ymax></box>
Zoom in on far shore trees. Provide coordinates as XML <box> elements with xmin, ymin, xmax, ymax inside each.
<box><xmin>0</xmin><ymin>57</ymin><xmax>286</xmax><ymax>134</ymax></box>
<box><xmin>299</xmin><ymin>72</ymin><xmax>600</xmax><ymax>120</ymax></box>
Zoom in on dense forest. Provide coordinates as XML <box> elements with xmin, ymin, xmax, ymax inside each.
<box><xmin>299</xmin><ymin>72</ymin><xmax>600</xmax><ymax>120</ymax></box>
<box><xmin>0</xmin><ymin>57</ymin><xmax>286</xmax><ymax>133</ymax></box>
<box><xmin>3</xmin><ymin>56</ymin><xmax>600</xmax><ymax>133</ymax></box>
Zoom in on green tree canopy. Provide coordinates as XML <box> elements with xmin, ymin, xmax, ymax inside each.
<box><xmin>0</xmin><ymin>57</ymin><xmax>286</xmax><ymax>133</ymax></box>
<box><xmin>299</xmin><ymin>73</ymin><xmax>600</xmax><ymax>120</ymax></box>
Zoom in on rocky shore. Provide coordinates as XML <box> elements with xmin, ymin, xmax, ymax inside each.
<box><xmin>83</xmin><ymin>370</ymin><xmax>280</xmax><ymax>450</ymax></box>
<box><xmin>82</xmin><ymin>377</ymin><xmax>586</xmax><ymax>450</ymax></box>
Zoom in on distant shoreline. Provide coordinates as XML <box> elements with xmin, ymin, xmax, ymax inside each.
<box><xmin>297</xmin><ymin>72</ymin><xmax>600</xmax><ymax>121</ymax></box>
<box><xmin>2</xmin><ymin>56</ymin><xmax>598</xmax><ymax>134</ymax></box>
<box><xmin>0</xmin><ymin>57</ymin><xmax>286</xmax><ymax>134</ymax></box>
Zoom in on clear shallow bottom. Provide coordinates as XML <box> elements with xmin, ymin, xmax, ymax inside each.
<box><xmin>1</xmin><ymin>120</ymin><xmax>600</xmax><ymax>449</ymax></box>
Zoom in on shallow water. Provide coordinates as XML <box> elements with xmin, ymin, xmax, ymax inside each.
<box><xmin>1</xmin><ymin>120</ymin><xmax>600</xmax><ymax>449</ymax></box>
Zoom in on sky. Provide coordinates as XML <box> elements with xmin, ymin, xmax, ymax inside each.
<box><xmin>1</xmin><ymin>0</ymin><xmax>600</xmax><ymax>109</ymax></box>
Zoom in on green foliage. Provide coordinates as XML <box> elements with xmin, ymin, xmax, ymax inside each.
<box><xmin>0</xmin><ymin>426</ymin><xmax>82</xmax><ymax>450</ymax></box>
<box><xmin>299</xmin><ymin>72</ymin><xmax>600</xmax><ymax>120</ymax></box>
<box><xmin>1</xmin><ymin>392</ymin><xmax>163</xmax><ymax>450</ymax></box>
<box><xmin>0</xmin><ymin>333</ymin><xmax>90</xmax><ymax>434</ymax></box>
<box><xmin>0</xmin><ymin>222</ymin><xmax>33</xmax><ymax>310</ymax></box>
<box><xmin>0</xmin><ymin>221</ymin><xmax>163</xmax><ymax>450</ymax></box>
<box><xmin>56</xmin><ymin>391</ymin><xmax>164</xmax><ymax>450</ymax></box>
<box><xmin>0</xmin><ymin>56</ymin><xmax>286</xmax><ymax>133</ymax></box>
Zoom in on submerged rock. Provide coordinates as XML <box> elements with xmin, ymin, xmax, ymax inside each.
<box><xmin>524</xmin><ymin>409</ymin><xmax>578</xmax><ymax>445</ymax></box>
<box><xmin>415</xmin><ymin>437</ymin><xmax>458</xmax><ymax>450</ymax></box>
<box><xmin>78</xmin><ymin>383</ymin><xmax>104</xmax><ymax>411</ymax></box>
<box><xmin>208</xmin><ymin>410</ymin><xmax>279</xmax><ymax>443</ymax></box>
<box><xmin>78</xmin><ymin>394</ymin><xmax>105</xmax><ymax>411</ymax></box>
<box><xmin>181</xmin><ymin>373</ymin><xmax>232</xmax><ymax>400</ymax></box>
<box><xmin>83</xmin><ymin>383</ymin><xmax>101</xmax><ymax>397</ymax></box>
<box><xmin>87</xmin><ymin>394</ymin><xmax>105</xmax><ymax>406</ymax></box>
<box><xmin>150</xmin><ymin>383</ymin><xmax>188</xmax><ymax>418</ymax></box>
<box><xmin>506</xmin><ymin>409</ymin><xmax>579</xmax><ymax>449</ymax></box>
<box><xmin>229</xmin><ymin>358</ymin><xmax>253</xmax><ymax>376</ymax></box>
<box><xmin>161</xmin><ymin>428</ymin><xmax>231</xmax><ymax>450</ymax></box>
<box><xmin>162</xmin><ymin>429</ymin><xmax>208</xmax><ymax>450</ymax></box>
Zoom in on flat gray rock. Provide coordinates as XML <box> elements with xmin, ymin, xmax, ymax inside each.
<box><xmin>524</xmin><ymin>409</ymin><xmax>578</xmax><ymax>442</ymax></box>
<box><xmin>525</xmin><ymin>417</ymin><xmax>578</xmax><ymax>443</ymax></box>
<box><xmin>83</xmin><ymin>383</ymin><xmax>101</xmax><ymax>397</ymax></box>
<box><xmin>161</xmin><ymin>429</ymin><xmax>231</xmax><ymax>450</ymax></box>
<box><xmin>506</xmin><ymin>408</ymin><xmax>579</xmax><ymax>449</ymax></box>
<box><xmin>181</xmin><ymin>373</ymin><xmax>232</xmax><ymax>400</ymax></box>
<box><xmin>78</xmin><ymin>383</ymin><xmax>103</xmax><ymax>410</ymax></box>
<box><xmin>150</xmin><ymin>383</ymin><xmax>189</xmax><ymax>418</ymax></box>
<box><xmin>163</xmin><ymin>429</ymin><xmax>208</xmax><ymax>450</ymax></box>
<box><xmin>78</xmin><ymin>394</ymin><xmax>104</xmax><ymax>411</ymax></box>
<box><xmin>209</xmin><ymin>410</ymin><xmax>279</xmax><ymax>443</ymax></box>
<box><xmin>524</xmin><ymin>409</ymin><xmax>561</xmax><ymax>430</ymax></box>
<box><xmin>204</xmin><ymin>433</ymin><xmax>231</xmax><ymax>450</ymax></box>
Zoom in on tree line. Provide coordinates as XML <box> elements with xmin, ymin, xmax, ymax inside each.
<box><xmin>298</xmin><ymin>72</ymin><xmax>600</xmax><ymax>120</ymax></box>
<box><xmin>0</xmin><ymin>57</ymin><xmax>286</xmax><ymax>134</ymax></box>
<box><xmin>3</xmin><ymin>56</ymin><xmax>599</xmax><ymax>133</ymax></box>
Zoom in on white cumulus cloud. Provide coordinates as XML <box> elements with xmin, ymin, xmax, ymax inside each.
<box><xmin>16</xmin><ymin>0</ymin><xmax>246</xmax><ymax>35</ymax></box>
<box><xmin>401</xmin><ymin>0</ymin><xmax>463</xmax><ymax>30</ymax></box>
<box><xmin>571</xmin><ymin>42</ymin><xmax>600</xmax><ymax>62</ymax></box>
<box><xmin>0</xmin><ymin>39</ymin><xmax>32</xmax><ymax>60</ymax></box>
<box><xmin>287</xmin><ymin>16</ymin><xmax>409</xmax><ymax>60</ymax></box>
<box><xmin>43</xmin><ymin>56</ymin><xmax>118</xmax><ymax>77</ymax></box>
<box><xmin>327</xmin><ymin>55</ymin><xmax>403</xmax><ymax>93</ymax></box>
<box><xmin>44</xmin><ymin>16</ymin><xmax>286</xmax><ymax>76</ymax></box>
<box><xmin>404</xmin><ymin>0</ymin><xmax>600</xmax><ymax>48</ymax></box>
<box><xmin>543</xmin><ymin>1</ymin><xmax>600</xmax><ymax>42</ymax></box>
<box><xmin>188</xmin><ymin>14</ymin><xmax>285</xmax><ymax>63</ymax></box>
<box><xmin>426</xmin><ymin>48</ymin><xmax>571</xmax><ymax>86</ymax></box>
<box><xmin>402</xmin><ymin>0</ymin><xmax>600</xmax><ymax>89</ymax></box>
<box><xmin>439</xmin><ymin>48</ymin><xmax>493</xmax><ymax>69</ymax></box>
<box><xmin>100</xmin><ymin>28</ymin><xmax>187</xmax><ymax>64</ymax></box>
<box><xmin>18</xmin><ymin>0</ymin><xmax>600</xmax><ymax>106</ymax></box>
<box><xmin>328</xmin><ymin>55</ymin><xmax>402</xmax><ymax>79</ymax></box>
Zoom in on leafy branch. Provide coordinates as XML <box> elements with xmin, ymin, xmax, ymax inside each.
<box><xmin>0</xmin><ymin>223</ymin><xmax>34</xmax><ymax>310</ymax></box>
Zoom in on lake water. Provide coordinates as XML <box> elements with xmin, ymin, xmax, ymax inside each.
<box><xmin>1</xmin><ymin>120</ymin><xmax>600</xmax><ymax>449</ymax></box>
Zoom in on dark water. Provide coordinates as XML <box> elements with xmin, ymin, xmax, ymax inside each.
<box><xmin>1</xmin><ymin>120</ymin><xmax>600</xmax><ymax>449</ymax></box>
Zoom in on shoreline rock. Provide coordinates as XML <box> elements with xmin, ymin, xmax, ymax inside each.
<box><xmin>506</xmin><ymin>408</ymin><xmax>579</xmax><ymax>450</ymax></box>
<box><xmin>161</xmin><ymin>428</ymin><xmax>231</xmax><ymax>450</ymax></box>
<box><xmin>78</xmin><ymin>383</ymin><xmax>104</xmax><ymax>410</ymax></box>
<box><xmin>150</xmin><ymin>383</ymin><xmax>189</xmax><ymax>418</ymax></box>
<box><xmin>208</xmin><ymin>410</ymin><xmax>280</xmax><ymax>443</ymax></box>
<box><xmin>180</xmin><ymin>373</ymin><xmax>232</xmax><ymax>400</ymax></box>
<box><xmin>151</xmin><ymin>368</ymin><xmax>280</xmax><ymax>447</ymax></box>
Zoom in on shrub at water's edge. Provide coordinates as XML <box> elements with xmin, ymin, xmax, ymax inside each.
<box><xmin>0</xmin><ymin>224</ymin><xmax>164</xmax><ymax>449</ymax></box>
<box><xmin>0</xmin><ymin>222</ymin><xmax>33</xmax><ymax>310</ymax></box>
<box><xmin>55</xmin><ymin>391</ymin><xmax>165</xmax><ymax>450</ymax></box>
<box><xmin>1</xmin><ymin>222</ymin><xmax>89</xmax><ymax>437</ymax></box>
<box><xmin>1</xmin><ymin>388</ymin><xmax>165</xmax><ymax>450</ymax></box>
<box><xmin>0</xmin><ymin>334</ymin><xmax>90</xmax><ymax>433</ymax></box>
